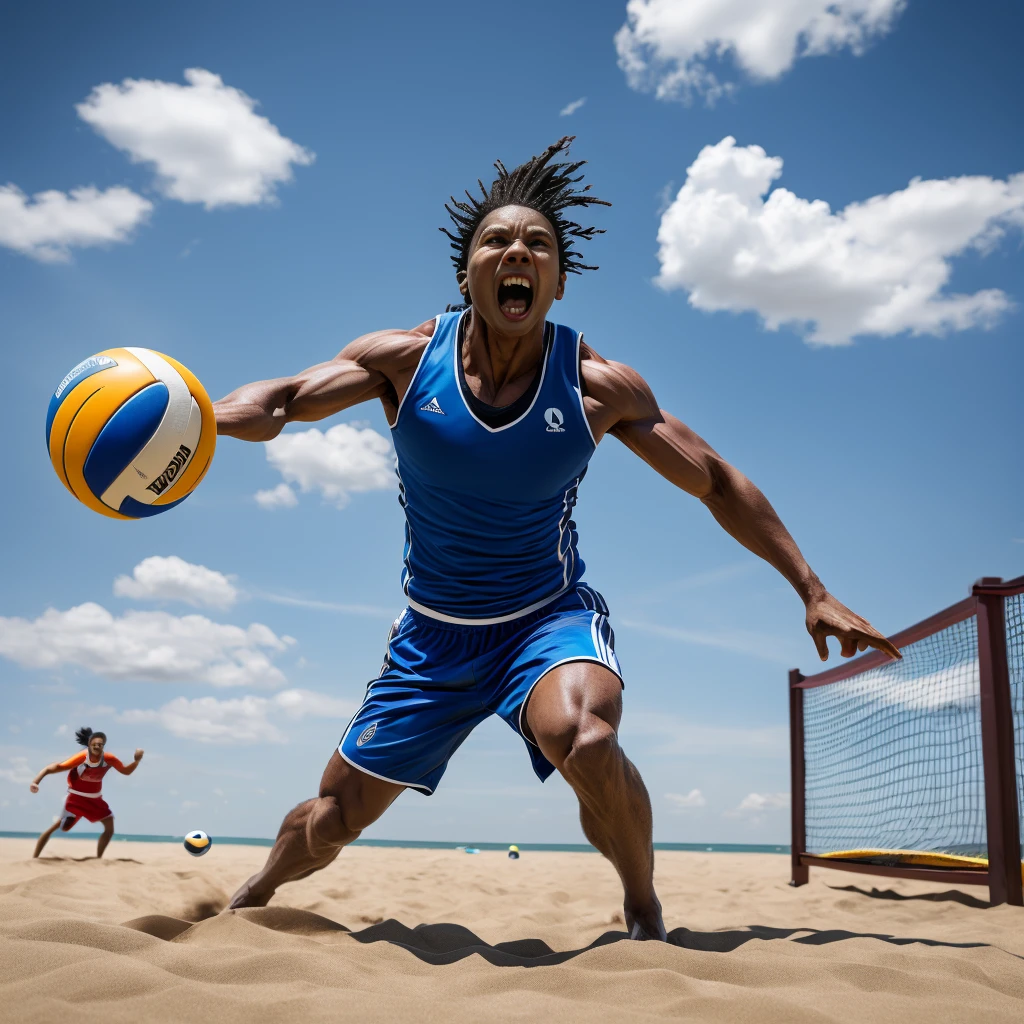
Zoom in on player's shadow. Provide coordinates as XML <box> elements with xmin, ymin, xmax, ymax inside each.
<box><xmin>124</xmin><ymin>907</ymin><xmax>1012</xmax><ymax>966</ymax></box>
<box><xmin>828</xmin><ymin>883</ymin><xmax>991</xmax><ymax>910</ymax></box>
<box><xmin>38</xmin><ymin>856</ymin><xmax>142</xmax><ymax>864</ymax></box>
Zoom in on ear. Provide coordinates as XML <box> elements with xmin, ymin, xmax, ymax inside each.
<box><xmin>555</xmin><ymin>272</ymin><xmax>567</xmax><ymax>301</ymax></box>
<box><xmin>456</xmin><ymin>270</ymin><xmax>469</xmax><ymax>299</ymax></box>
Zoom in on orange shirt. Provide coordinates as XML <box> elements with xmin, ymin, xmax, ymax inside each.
<box><xmin>58</xmin><ymin>752</ymin><xmax>128</xmax><ymax>796</ymax></box>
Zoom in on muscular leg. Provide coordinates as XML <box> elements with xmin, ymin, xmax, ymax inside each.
<box><xmin>228</xmin><ymin>750</ymin><xmax>403</xmax><ymax>909</ymax></box>
<box><xmin>525</xmin><ymin>662</ymin><xmax>666</xmax><ymax>940</ymax></box>
<box><xmin>33</xmin><ymin>821</ymin><xmax>60</xmax><ymax>858</ymax></box>
<box><xmin>97</xmin><ymin>817</ymin><xmax>114</xmax><ymax>858</ymax></box>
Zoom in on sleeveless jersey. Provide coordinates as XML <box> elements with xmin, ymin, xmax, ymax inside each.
<box><xmin>391</xmin><ymin>311</ymin><xmax>596</xmax><ymax>623</ymax></box>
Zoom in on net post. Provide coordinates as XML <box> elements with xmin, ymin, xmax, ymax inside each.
<box><xmin>974</xmin><ymin>579</ymin><xmax>1023</xmax><ymax>907</ymax></box>
<box><xmin>789</xmin><ymin>669</ymin><xmax>808</xmax><ymax>887</ymax></box>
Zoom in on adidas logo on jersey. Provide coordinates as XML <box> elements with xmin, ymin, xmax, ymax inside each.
<box><xmin>420</xmin><ymin>397</ymin><xmax>445</xmax><ymax>415</ymax></box>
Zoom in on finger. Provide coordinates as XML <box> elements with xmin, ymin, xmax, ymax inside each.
<box><xmin>840</xmin><ymin>636</ymin><xmax>859</xmax><ymax>658</ymax></box>
<box><xmin>852</xmin><ymin>630</ymin><xmax>902</xmax><ymax>660</ymax></box>
<box><xmin>812</xmin><ymin>629</ymin><xmax>829</xmax><ymax>662</ymax></box>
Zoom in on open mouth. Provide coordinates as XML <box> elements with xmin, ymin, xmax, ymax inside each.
<box><xmin>496</xmin><ymin>275</ymin><xmax>533</xmax><ymax>319</ymax></box>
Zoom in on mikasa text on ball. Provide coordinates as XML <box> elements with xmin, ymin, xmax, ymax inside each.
<box><xmin>46</xmin><ymin>347</ymin><xmax>216</xmax><ymax>520</ymax></box>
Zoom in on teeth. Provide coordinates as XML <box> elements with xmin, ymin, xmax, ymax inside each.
<box><xmin>500</xmin><ymin>276</ymin><xmax>531</xmax><ymax>289</ymax></box>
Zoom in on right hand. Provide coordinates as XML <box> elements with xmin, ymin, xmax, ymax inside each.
<box><xmin>29</xmin><ymin>783</ymin><xmax>39</xmax><ymax>794</ymax></box>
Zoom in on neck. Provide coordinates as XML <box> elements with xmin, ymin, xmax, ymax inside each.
<box><xmin>463</xmin><ymin>309</ymin><xmax>546</xmax><ymax>398</ymax></box>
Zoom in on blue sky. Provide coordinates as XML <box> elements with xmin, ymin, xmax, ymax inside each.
<box><xmin>1</xmin><ymin>0</ymin><xmax>1021</xmax><ymax>846</ymax></box>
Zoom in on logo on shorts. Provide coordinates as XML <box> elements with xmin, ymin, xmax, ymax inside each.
<box><xmin>544</xmin><ymin>407</ymin><xmax>565</xmax><ymax>433</ymax></box>
<box><xmin>356</xmin><ymin>723</ymin><xmax>377</xmax><ymax>747</ymax></box>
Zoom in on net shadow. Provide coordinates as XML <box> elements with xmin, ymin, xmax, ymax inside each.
<box><xmin>828</xmin><ymin>883</ymin><xmax>991</xmax><ymax>909</ymax></box>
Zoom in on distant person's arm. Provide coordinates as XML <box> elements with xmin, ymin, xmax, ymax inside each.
<box><xmin>214</xmin><ymin>322</ymin><xmax>434</xmax><ymax>442</ymax></box>
<box><xmin>29</xmin><ymin>752</ymin><xmax>83</xmax><ymax>793</ymax></box>
<box><xmin>109</xmin><ymin>750</ymin><xmax>144</xmax><ymax>775</ymax></box>
<box><xmin>580</xmin><ymin>345</ymin><xmax>901</xmax><ymax>663</ymax></box>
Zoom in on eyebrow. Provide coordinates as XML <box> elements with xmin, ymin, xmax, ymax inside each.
<box><xmin>480</xmin><ymin>224</ymin><xmax>554</xmax><ymax>239</ymax></box>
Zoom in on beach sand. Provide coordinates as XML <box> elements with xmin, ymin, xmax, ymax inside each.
<box><xmin>1</xmin><ymin>837</ymin><xmax>1022</xmax><ymax>1022</ymax></box>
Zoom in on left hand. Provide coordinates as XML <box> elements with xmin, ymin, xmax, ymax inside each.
<box><xmin>134</xmin><ymin>748</ymin><xmax>145</xmax><ymax>762</ymax></box>
<box><xmin>805</xmin><ymin>593</ymin><xmax>902</xmax><ymax>663</ymax></box>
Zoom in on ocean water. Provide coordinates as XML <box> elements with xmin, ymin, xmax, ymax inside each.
<box><xmin>0</xmin><ymin>831</ymin><xmax>788</xmax><ymax>854</ymax></box>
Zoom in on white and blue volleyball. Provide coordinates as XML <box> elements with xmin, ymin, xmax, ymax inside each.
<box><xmin>183</xmin><ymin>830</ymin><xmax>212</xmax><ymax>857</ymax></box>
<box><xmin>46</xmin><ymin>347</ymin><xmax>216</xmax><ymax>520</ymax></box>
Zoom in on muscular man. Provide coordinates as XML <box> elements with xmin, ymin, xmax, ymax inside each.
<box><xmin>215</xmin><ymin>138</ymin><xmax>900</xmax><ymax>939</ymax></box>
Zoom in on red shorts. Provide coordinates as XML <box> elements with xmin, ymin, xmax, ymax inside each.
<box><xmin>59</xmin><ymin>793</ymin><xmax>112</xmax><ymax>830</ymax></box>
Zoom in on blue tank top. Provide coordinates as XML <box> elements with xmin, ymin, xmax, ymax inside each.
<box><xmin>391</xmin><ymin>311</ymin><xmax>596</xmax><ymax>623</ymax></box>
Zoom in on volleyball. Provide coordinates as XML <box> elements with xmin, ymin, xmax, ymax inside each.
<box><xmin>183</xmin><ymin>830</ymin><xmax>212</xmax><ymax>857</ymax></box>
<box><xmin>46</xmin><ymin>347</ymin><xmax>216</xmax><ymax>520</ymax></box>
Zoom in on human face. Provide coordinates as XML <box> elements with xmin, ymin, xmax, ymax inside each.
<box><xmin>88</xmin><ymin>735</ymin><xmax>106</xmax><ymax>761</ymax></box>
<box><xmin>461</xmin><ymin>206</ymin><xmax>566</xmax><ymax>337</ymax></box>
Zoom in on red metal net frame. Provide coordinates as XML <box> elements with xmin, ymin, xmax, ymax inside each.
<box><xmin>788</xmin><ymin>575</ymin><xmax>1024</xmax><ymax>906</ymax></box>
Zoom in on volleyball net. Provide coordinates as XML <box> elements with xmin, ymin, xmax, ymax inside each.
<box><xmin>789</xmin><ymin>575</ymin><xmax>1024</xmax><ymax>906</ymax></box>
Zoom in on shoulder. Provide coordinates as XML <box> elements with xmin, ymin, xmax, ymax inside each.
<box><xmin>579</xmin><ymin>340</ymin><xmax>657</xmax><ymax>419</ymax></box>
<box><xmin>104</xmin><ymin>754</ymin><xmax>125</xmax><ymax>770</ymax></box>
<box><xmin>336</xmin><ymin>318</ymin><xmax>436</xmax><ymax>374</ymax></box>
<box><xmin>57</xmin><ymin>752</ymin><xmax>86</xmax><ymax>769</ymax></box>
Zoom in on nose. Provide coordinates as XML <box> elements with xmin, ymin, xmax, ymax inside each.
<box><xmin>505</xmin><ymin>239</ymin><xmax>531</xmax><ymax>265</ymax></box>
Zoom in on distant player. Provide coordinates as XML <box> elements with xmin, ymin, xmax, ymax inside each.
<box><xmin>30</xmin><ymin>726</ymin><xmax>144</xmax><ymax>858</ymax></box>
<box><xmin>215</xmin><ymin>138</ymin><xmax>900</xmax><ymax>938</ymax></box>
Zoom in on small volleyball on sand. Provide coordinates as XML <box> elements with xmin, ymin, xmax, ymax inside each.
<box><xmin>183</xmin><ymin>831</ymin><xmax>212</xmax><ymax>857</ymax></box>
<box><xmin>46</xmin><ymin>347</ymin><xmax>216</xmax><ymax>520</ymax></box>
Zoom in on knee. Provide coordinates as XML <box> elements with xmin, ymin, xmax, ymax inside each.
<box><xmin>309</xmin><ymin>789</ymin><xmax>383</xmax><ymax>849</ymax></box>
<box><xmin>561</xmin><ymin>719</ymin><xmax>620</xmax><ymax>786</ymax></box>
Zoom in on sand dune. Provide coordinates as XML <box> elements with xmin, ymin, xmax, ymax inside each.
<box><xmin>1</xmin><ymin>838</ymin><xmax>1022</xmax><ymax>1022</ymax></box>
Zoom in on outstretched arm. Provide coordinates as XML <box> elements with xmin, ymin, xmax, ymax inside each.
<box><xmin>111</xmin><ymin>750</ymin><xmax>145</xmax><ymax>775</ymax></box>
<box><xmin>29</xmin><ymin>762</ymin><xmax>64</xmax><ymax>793</ymax></box>
<box><xmin>214</xmin><ymin>322</ymin><xmax>434</xmax><ymax>442</ymax></box>
<box><xmin>581</xmin><ymin>347</ymin><xmax>900</xmax><ymax>663</ymax></box>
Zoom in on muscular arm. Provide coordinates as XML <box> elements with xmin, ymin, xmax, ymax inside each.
<box><xmin>110</xmin><ymin>751</ymin><xmax>144</xmax><ymax>775</ymax></box>
<box><xmin>581</xmin><ymin>345</ymin><xmax>900</xmax><ymax>663</ymax></box>
<box><xmin>214</xmin><ymin>322</ymin><xmax>434</xmax><ymax>441</ymax></box>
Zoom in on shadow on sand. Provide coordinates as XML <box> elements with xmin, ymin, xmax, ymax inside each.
<box><xmin>122</xmin><ymin>905</ymin><xmax>1005</xmax><ymax>967</ymax></box>
<box><xmin>828</xmin><ymin>883</ymin><xmax>991</xmax><ymax>910</ymax></box>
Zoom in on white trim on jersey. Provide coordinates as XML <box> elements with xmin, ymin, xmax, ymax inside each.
<box><xmin>454</xmin><ymin>315</ymin><xmax>554</xmax><ymax>433</ymax></box>
<box><xmin>67</xmin><ymin>787</ymin><xmax>102</xmax><ymax>798</ymax></box>
<box><xmin>388</xmin><ymin>317</ymin><xmax>438</xmax><ymax>429</ymax></box>
<box><xmin>405</xmin><ymin>585</ymin><xmax>570</xmax><ymax>626</ymax></box>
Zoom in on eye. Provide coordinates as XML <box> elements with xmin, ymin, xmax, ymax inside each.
<box><xmin>484</xmin><ymin>233</ymin><xmax>508</xmax><ymax>246</ymax></box>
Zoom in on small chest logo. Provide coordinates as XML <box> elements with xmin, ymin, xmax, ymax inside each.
<box><xmin>356</xmin><ymin>722</ymin><xmax>377</xmax><ymax>747</ymax></box>
<box><xmin>419</xmin><ymin>397</ymin><xmax>445</xmax><ymax>415</ymax></box>
<box><xmin>544</xmin><ymin>408</ymin><xmax>565</xmax><ymax>433</ymax></box>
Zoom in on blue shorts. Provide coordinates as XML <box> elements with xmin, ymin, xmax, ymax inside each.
<box><xmin>338</xmin><ymin>585</ymin><xmax>621</xmax><ymax>794</ymax></box>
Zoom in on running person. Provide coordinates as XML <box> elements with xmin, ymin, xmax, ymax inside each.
<box><xmin>30</xmin><ymin>726</ymin><xmax>144</xmax><ymax>858</ymax></box>
<box><xmin>215</xmin><ymin>138</ymin><xmax>900</xmax><ymax>939</ymax></box>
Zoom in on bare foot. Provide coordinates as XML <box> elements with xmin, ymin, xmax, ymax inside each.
<box><xmin>227</xmin><ymin>875</ymin><xmax>274</xmax><ymax>910</ymax></box>
<box><xmin>624</xmin><ymin>897</ymin><xmax>667</xmax><ymax>941</ymax></box>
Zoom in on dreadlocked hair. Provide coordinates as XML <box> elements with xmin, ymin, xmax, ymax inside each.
<box><xmin>441</xmin><ymin>136</ymin><xmax>610</xmax><ymax>310</ymax></box>
<box><xmin>75</xmin><ymin>726</ymin><xmax>106</xmax><ymax>747</ymax></box>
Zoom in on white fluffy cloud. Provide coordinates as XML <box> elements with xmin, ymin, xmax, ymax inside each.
<box><xmin>665</xmin><ymin>788</ymin><xmax>707</xmax><ymax>810</ymax></box>
<box><xmin>656</xmin><ymin>137</ymin><xmax>1024</xmax><ymax>345</ymax></box>
<box><xmin>733</xmin><ymin>792</ymin><xmax>790</xmax><ymax>814</ymax></box>
<box><xmin>615</xmin><ymin>0</ymin><xmax>905</xmax><ymax>102</ymax></box>
<box><xmin>262</xmin><ymin>423</ymin><xmax>395</xmax><ymax>509</ymax></box>
<box><xmin>119</xmin><ymin>688</ymin><xmax>355</xmax><ymax>744</ymax></box>
<box><xmin>0</xmin><ymin>183</ymin><xmax>152</xmax><ymax>262</ymax></box>
<box><xmin>0</xmin><ymin>603</ymin><xmax>291</xmax><ymax>688</ymax></box>
<box><xmin>0</xmin><ymin>757</ymin><xmax>32</xmax><ymax>786</ymax></box>
<box><xmin>113</xmin><ymin>556</ymin><xmax>238</xmax><ymax>609</ymax></box>
<box><xmin>560</xmin><ymin>97</ymin><xmax>587</xmax><ymax>117</ymax></box>
<box><xmin>255</xmin><ymin>482</ymin><xmax>299</xmax><ymax>510</ymax></box>
<box><xmin>76</xmin><ymin>68</ymin><xmax>314</xmax><ymax>209</ymax></box>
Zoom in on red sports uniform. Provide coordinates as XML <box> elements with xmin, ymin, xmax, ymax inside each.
<box><xmin>56</xmin><ymin>751</ymin><xmax>130</xmax><ymax>830</ymax></box>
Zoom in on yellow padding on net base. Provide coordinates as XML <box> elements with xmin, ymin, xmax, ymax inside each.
<box><xmin>819</xmin><ymin>849</ymin><xmax>1024</xmax><ymax>880</ymax></box>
